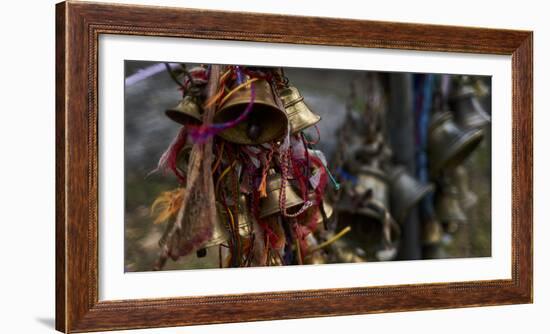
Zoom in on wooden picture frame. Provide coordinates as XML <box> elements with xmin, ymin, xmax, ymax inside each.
<box><xmin>56</xmin><ymin>1</ymin><xmax>533</xmax><ymax>332</ymax></box>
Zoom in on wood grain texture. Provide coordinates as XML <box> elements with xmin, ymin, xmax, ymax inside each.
<box><xmin>55</xmin><ymin>1</ymin><xmax>533</xmax><ymax>332</ymax></box>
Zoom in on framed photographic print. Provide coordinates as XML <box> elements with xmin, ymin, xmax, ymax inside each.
<box><xmin>56</xmin><ymin>1</ymin><xmax>532</xmax><ymax>332</ymax></box>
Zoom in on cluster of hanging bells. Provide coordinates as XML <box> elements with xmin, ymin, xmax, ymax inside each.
<box><xmin>334</xmin><ymin>101</ymin><xmax>435</xmax><ymax>261</ymax></box>
<box><xmin>155</xmin><ymin>65</ymin><xmax>336</xmax><ymax>269</ymax></box>
<box><xmin>424</xmin><ymin>76</ymin><xmax>491</xmax><ymax>244</ymax></box>
<box><xmin>330</xmin><ymin>74</ymin><xmax>489</xmax><ymax>260</ymax></box>
<box><xmin>166</xmin><ymin>71</ymin><xmax>321</xmax><ymax>144</ymax></box>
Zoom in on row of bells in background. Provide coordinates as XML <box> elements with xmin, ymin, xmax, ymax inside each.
<box><xmin>424</xmin><ymin>76</ymin><xmax>491</xmax><ymax>245</ymax></box>
<box><xmin>334</xmin><ymin>133</ymin><xmax>433</xmax><ymax>262</ymax></box>
<box><xmin>329</xmin><ymin>75</ymin><xmax>491</xmax><ymax>260</ymax></box>
<box><xmin>166</xmin><ymin>76</ymin><xmax>320</xmax><ymax>144</ymax></box>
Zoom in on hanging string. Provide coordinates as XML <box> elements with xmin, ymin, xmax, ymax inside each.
<box><xmin>215</xmin><ymin>160</ymin><xmax>237</xmax><ymax>194</ymax></box>
<box><xmin>279</xmin><ymin>138</ymin><xmax>314</xmax><ymax>218</ymax></box>
<box><xmin>147</xmin><ymin>126</ymin><xmax>187</xmax><ymax>183</ymax></box>
<box><xmin>211</xmin><ymin>141</ymin><xmax>225</xmax><ymax>175</ymax></box>
<box><xmin>258</xmin><ymin>145</ymin><xmax>274</xmax><ymax>198</ymax></box>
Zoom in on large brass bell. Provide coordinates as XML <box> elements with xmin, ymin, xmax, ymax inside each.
<box><xmin>335</xmin><ymin>166</ymin><xmax>394</xmax><ymax>255</ymax></box>
<box><xmin>428</xmin><ymin>111</ymin><xmax>484</xmax><ymax>177</ymax></box>
<box><xmin>389</xmin><ymin>165</ymin><xmax>435</xmax><ymax>223</ymax></box>
<box><xmin>165</xmin><ymin>95</ymin><xmax>202</xmax><ymax>125</ymax></box>
<box><xmin>450</xmin><ymin>80</ymin><xmax>491</xmax><ymax>130</ymax></box>
<box><xmin>278</xmin><ymin>86</ymin><xmax>321</xmax><ymax>134</ymax></box>
<box><xmin>259</xmin><ymin>169</ymin><xmax>304</xmax><ymax>218</ymax></box>
<box><xmin>214</xmin><ymin>79</ymin><xmax>289</xmax><ymax>144</ymax></box>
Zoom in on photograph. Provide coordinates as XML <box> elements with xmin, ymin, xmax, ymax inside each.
<box><xmin>47</xmin><ymin>2</ymin><xmax>535</xmax><ymax>332</ymax></box>
<box><xmin>124</xmin><ymin>61</ymin><xmax>492</xmax><ymax>272</ymax></box>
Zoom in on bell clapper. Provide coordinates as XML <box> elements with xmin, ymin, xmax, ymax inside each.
<box><xmin>246</xmin><ymin>112</ymin><xmax>262</xmax><ymax>141</ymax></box>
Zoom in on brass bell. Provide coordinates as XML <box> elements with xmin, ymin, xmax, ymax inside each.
<box><xmin>302</xmin><ymin>193</ymin><xmax>334</xmax><ymax>227</ymax></box>
<box><xmin>453</xmin><ymin>166</ymin><xmax>478</xmax><ymax>209</ymax></box>
<box><xmin>435</xmin><ymin>184</ymin><xmax>467</xmax><ymax>226</ymax></box>
<box><xmin>237</xmin><ymin>194</ymin><xmax>253</xmax><ymax>238</ymax></box>
<box><xmin>202</xmin><ymin>205</ymin><xmax>231</xmax><ymax>249</ymax></box>
<box><xmin>428</xmin><ymin>111</ymin><xmax>484</xmax><ymax>177</ymax></box>
<box><xmin>336</xmin><ymin>166</ymin><xmax>396</xmax><ymax>256</ymax></box>
<box><xmin>215</xmin><ymin>195</ymin><xmax>253</xmax><ymax>238</ymax></box>
<box><xmin>214</xmin><ymin>79</ymin><xmax>289</xmax><ymax>144</ymax></box>
<box><xmin>353</xmin><ymin>165</ymin><xmax>390</xmax><ymax>221</ymax></box>
<box><xmin>175</xmin><ymin>145</ymin><xmax>192</xmax><ymax>174</ymax></box>
<box><xmin>278</xmin><ymin>86</ymin><xmax>321</xmax><ymax>134</ymax></box>
<box><xmin>422</xmin><ymin>217</ymin><xmax>443</xmax><ymax>245</ymax></box>
<box><xmin>450</xmin><ymin>81</ymin><xmax>491</xmax><ymax>130</ymax></box>
<box><xmin>165</xmin><ymin>95</ymin><xmax>202</xmax><ymax>125</ymax></box>
<box><xmin>259</xmin><ymin>169</ymin><xmax>304</xmax><ymax>218</ymax></box>
<box><xmin>316</xmin><ymin>200</ymin><xmax>334</xmax><ymax>226</ymax></box>
<box><xmin>389</xmin><ymin>166</ymin><xmax>435</xmax><ymax>223</ymax></box>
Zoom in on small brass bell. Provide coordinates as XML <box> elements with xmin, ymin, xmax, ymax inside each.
<box><xmin>165</xmin><ymin>95</ymin><xmax>202</xmax><ymax>125</ymax></box>
<box><xmin>202</xmin><ymin>205</ymin><xmax>231</xmax><ymax>249</ymax></box>
<box><xmin>428</xmin><ymin>111</ymin><xmax>484</xmax><ymax>177</ymax></box>
<box><xmin>259</xmin><ymin>169</ymin><xmax>304</xmax><ymax>218</ymax></box>
<box><xmin>278</xmin><ymin>86</ymin><xmax>321</xmax><ymax>134</ymax></box>
<box><xmin>315</xmin><ymin>200</ymin><xmax>334</xmax><ymax>226</ymax></box>
<box><xmin>302</xmin><ymin>193</ymin><xmax>334</xmax><ymax>227</ymax></box>
<box><xmin>435</xmin><ymin>184</ymin><xmax>467</xmax><ymax>226</ymax></box>
<box><xmin>215</xmin><ymin>195</ymin><xmax>253</xmax><ymax>238</ymax></box>
<box><xmin>175</xmin><ymin>145</ymin><xmax>192</xmax><ymax>174</ymax></box>
<box><xmin>450</xmin><ymin>81</ymin><xmax>491</xmax><ymax>130</ymax></box>
<box><xmin>237</xmin><ymin>194</ymin><xmax>253</xmax><ymax>238</ymax></box>
<box><xmin>453</xmin><ymin>166</ymin><xmax>478</xmax><ymax>209</ymax></box>
<box><xmin>389</xmin><ymin>166</ymin><xmax>435</xmax><ymax>223</ymax></box>
<box><xmin>422</xmin><ymin>217</ymin><xmax>443</xmax><ymax>245</ymax></box>
<box><xmin>214</xmin><ymin>79</ymin><xmax>289</xmax><ymax>144</ymax></box>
